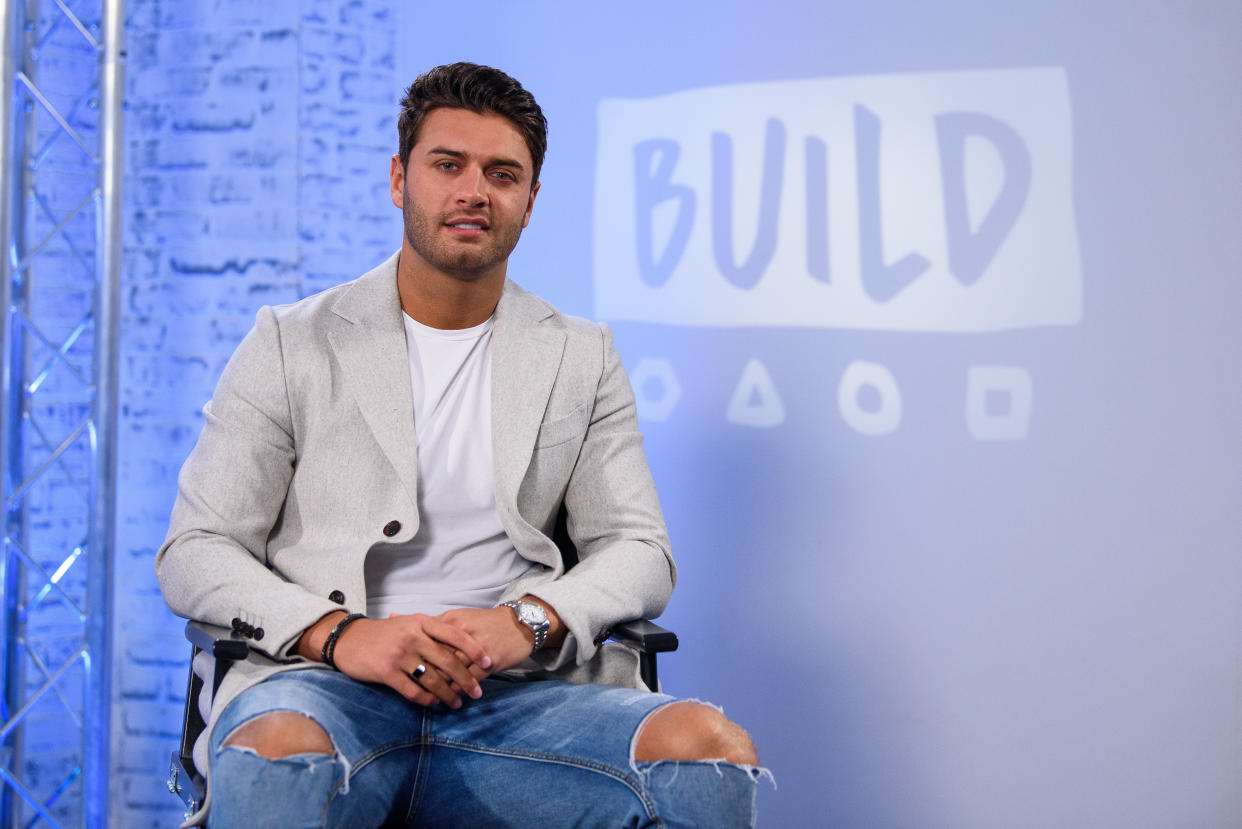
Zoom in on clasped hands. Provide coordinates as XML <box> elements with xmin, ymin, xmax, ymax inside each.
<box><xmin>296</xmin><ymin>601</ymin><xmax>559</xmax><ymax>710</ymax></box>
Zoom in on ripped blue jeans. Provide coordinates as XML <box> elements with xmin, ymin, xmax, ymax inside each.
<box><xmin>208</xmin><ymin>669</ymin><xmax>767</xmax><ymax>828</ymax></box>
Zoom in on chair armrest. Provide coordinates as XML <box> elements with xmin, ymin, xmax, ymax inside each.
<box><xmin>608</xmin><ymin>620</ymin><xmax>677</xmax><ymax>692</ymax></box>
<box><xmin>171</xmin><ymin>621</ymin><xmax>252</xmax><ymax>813</ymax></box>
<box><xmin>609</xmin><ymin>619</ymin><xmax>679</xmax><ymax>654</ymax></box>
<box><xmin>184</xmin><ymin>620</ymin><xmax>251</xmax><ymax>661</ymax></box>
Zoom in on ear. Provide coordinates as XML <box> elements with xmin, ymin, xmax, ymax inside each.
<box><xmin>522</xmin><ymin>180</ymin><xmax>541</xmax><ymax>228</ymax></box>
<box><xmin>389</xmin><ymin>155</ymin><xmax>405</xmax><ymax>209</ymax></box>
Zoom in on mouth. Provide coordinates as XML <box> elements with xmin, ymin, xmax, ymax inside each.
<box><xmin>445</xmin><ymin>217</ymin><xmax>489</xmax><ymax>235</ymax></box>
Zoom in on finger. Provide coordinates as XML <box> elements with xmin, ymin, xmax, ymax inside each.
<box><xmin>414</xmin><ymin>666</ymin><xmax>464</xmax><ymax>696</ymax></box>
<box><xmin>455</xmin><ymin>649</ymin><xmax>490</xmax><ymax>681</ymax></box>
<box><xmin>422</xmin><ymin>618</ymin><xmax>493</xmax><ymax>670</ymax></box>
<box><xmin>403</xmin><ymin>659</ymin><xmax>464</xmax><ymax>708</ymax></box>
<box><xmin>386</xmin><ymin>615</ymin><xmax>482</xmax><ymax>693</ymax></box>
<box><xmin>429</xmin><ymin>664</ymin><xmax>465</xmax><ymax>696</ymax></box>
<box><xmin>390</xmin><ymin>672</ymin><xmax>440</xmax><ymax>708</ymax></box>
<box><xmin>416</xmin><ymin>640</ymin><xmax>483</xmax><ymax>700</ymax></box>
<box><xmin>408</xmin><ymin>646</ymin><xmax>477</xmax><ymax>706</ymax></box>
<box><xmin>412</xmin><ymin>663</ymin><xmax>462</xmax><ymax>693</ymax></box>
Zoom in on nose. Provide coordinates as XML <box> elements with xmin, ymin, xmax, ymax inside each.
<box><xmin>455</xmin><ymin>166</ymin><xmax>488</xmax><ymax>206</ymax></box>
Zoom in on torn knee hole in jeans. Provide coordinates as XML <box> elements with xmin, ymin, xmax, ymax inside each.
<box><xmin>218</xmin><ymin>711</ymin><xmax>355</xmax><ymax>794</ymax></box>
<box><xmin>629</xmin><ymin>698</ymin><xmax>721</xmax><ymax>760</ymax></box>
<box><xmin>630</xmin><ymin>698</ymin><xmax>761</xmax><ymax>765</ymax></box>
<box><xmin>629</xmin><ymin>698</ymin><xmax>772</xmax><ymax>781</ymax></box>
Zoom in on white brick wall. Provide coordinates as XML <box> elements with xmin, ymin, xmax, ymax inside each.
<box><xmin>116</xmin><ymin>2</ymin><xmax>398</xmax><ymax>823</ymax></box>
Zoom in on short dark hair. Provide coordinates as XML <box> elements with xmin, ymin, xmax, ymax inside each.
<box><xmin>397</xmin><ymin>63</ymin><xmax>548</xmax><ymax>184</ymax></box>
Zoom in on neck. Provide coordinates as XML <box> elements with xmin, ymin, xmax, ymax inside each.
<box><xmin>396</xmin><ymin>243</ymin><xmax>506</xmax><ymax>329</ymax></box>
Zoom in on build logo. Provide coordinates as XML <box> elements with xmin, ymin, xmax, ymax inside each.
<box><xmin>593</xmin><ymin>68</ymin><xmax>1080</xmax><ymax>441</ymax></box>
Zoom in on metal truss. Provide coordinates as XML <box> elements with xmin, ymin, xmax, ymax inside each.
<box><xmin>0</xmin><ymin>0</ymin><xmax>122</xmax><ymax>826</ymax></box>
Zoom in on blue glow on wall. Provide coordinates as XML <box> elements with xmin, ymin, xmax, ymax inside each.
<box><xmin>90</xmin><ymin>1</ymin><xmax>1242</xmax><ymax>825</ymax></box>
<box><xmin>397</xmin><ymin>2</ymin><xmax>1242</xmax><ymax>826</ymax></box>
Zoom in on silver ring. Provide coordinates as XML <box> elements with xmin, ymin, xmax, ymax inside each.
<box><xmin>409</xmin><ymin>664</ymin><xmax>427</xmax><ymax>682</ymax></box>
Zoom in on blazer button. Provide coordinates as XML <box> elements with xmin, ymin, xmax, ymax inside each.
<box><xmin>231</xmin><ymin>617</ymin><xmax>242</xmax><ymax>632</ymax></box>
<box><xmin>329</xmin><ymin>590</ymin><xmax>345</xmax><ymax>604</ymax></box>
<box><xmin>383</xmin><ymin>520</ymin><xmax>401</xmax><ymax>537</ymax></box>
<box><xmin>253</xmin><ymin>627</ymin><xmax>265</xmax><ymax>641</ymax></box>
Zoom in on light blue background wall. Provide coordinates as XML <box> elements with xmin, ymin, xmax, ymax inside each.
<box><xmin>107</xmin><ymin>1</ymin><xmax>1241</xmax><ymax>826</ymax></box>
<box><xmin>396</xmin><ymin>2</ymin><xmax>1242</xmax><ymax>827</ymax></box>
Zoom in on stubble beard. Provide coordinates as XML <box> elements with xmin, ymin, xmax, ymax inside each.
<box><xmin>401</xmin><ymin>188</ymin><xmax>524</xmax><ymax>282</ymax></box>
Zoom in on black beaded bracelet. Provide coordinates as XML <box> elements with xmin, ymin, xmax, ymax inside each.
<box><xmin>320</xmin><ymin>612</ymin><xmax>367</xmax><ymax>670</ymax></box>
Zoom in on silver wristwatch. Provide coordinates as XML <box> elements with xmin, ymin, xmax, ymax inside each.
<box><xmin>500</xmin><ymin>600</ymin><xmax>550</xmax><ymax>652</ymax></box>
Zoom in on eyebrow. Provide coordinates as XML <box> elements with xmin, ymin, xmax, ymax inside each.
<box><xmin>426</xmin><ymin>146</ymin><xmax>525</xmax><ymax>171</ymax></box>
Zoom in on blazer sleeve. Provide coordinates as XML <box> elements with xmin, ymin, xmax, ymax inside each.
<box><xmin>155</xmin><ymin>306</ymin><xmax>344</xmax><ymax>660</ymax></box>
<box><xmin>523</xmin><ymin>322</ymin><xmax>677</xmax><ymax>670</ymax></box>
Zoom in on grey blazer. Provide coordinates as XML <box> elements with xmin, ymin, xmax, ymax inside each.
<box><xmin>156</xmin><ymin>252</ymin><xmax>676</xmax><ymax>745</ymax></box>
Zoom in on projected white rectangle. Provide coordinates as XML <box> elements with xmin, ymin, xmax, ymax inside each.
<box><xmin>594</xmin><ymin>66</ymin><xmax>1081</xmax><ymax>332</ymax></box>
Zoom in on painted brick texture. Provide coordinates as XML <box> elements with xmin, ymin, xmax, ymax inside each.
<box><xmin>117</xmin><ymin>2</ymin><xmax>398</xmax><ymax>824</ymax></box>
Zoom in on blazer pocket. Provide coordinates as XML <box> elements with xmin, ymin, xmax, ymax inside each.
<box><xmin>534</xmin><ymin>403</ymin><xmax>590</xmax><ymax>449</ymax></box>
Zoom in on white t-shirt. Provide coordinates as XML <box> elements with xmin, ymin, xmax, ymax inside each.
<box><xmin>363</xmin><ymin>313</ymin><xmax>530</xmax><ymax>618</ymax></box>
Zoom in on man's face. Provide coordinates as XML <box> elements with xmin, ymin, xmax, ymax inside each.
<box><xmin>390</xmin><ymin>107</ymin><xmax>539</xmax><ymax>282</ymax></box>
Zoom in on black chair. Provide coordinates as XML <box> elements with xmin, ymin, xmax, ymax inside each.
<box><xmin>165</xmin><ymin>510</ymin><xmax>679</xmax><ymax>820</ymax></box>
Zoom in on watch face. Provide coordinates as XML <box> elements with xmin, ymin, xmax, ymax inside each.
<box><xmin>519</xmin><ymin>602</ymin><xmax>548</xmax><ymax>626</ymax></box>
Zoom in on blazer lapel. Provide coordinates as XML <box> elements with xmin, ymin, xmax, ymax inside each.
<box><xmin>327</xmin><ymin>253</ymin><xmax>421</xmax><ymax>514</ymax></box>
<box><xmin>491</xmin><ymin>280</ymin><xmax>566</xmax><ymax>565</ymax></box>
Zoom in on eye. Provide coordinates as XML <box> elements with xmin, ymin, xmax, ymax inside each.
<box><xmin>436</xmin><ymin>160</ymin><xmax>458</xmax><ymax>172</ymax></box>
<box><xmin>492</xmin><ymin>169</ymin><xmax>517</xmax><ymax>182</ymax></box>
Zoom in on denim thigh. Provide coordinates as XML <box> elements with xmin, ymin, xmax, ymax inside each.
<box><xmin>412</xmin><ymin>676</ymin><xmax>676</xmax><ymax>827</ymax></box>
<box><xmin>209</xmin><ymin>668</ymin><xmax>426</xmax><ymax>827</ymax></box>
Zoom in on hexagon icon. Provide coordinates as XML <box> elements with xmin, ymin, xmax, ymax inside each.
<box><xmin>630</xmin><ymin>358</ymin><xmax>681</xmax><ymax>422</ymax></box>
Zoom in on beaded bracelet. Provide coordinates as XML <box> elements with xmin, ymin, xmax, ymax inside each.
<box><xmin>320</xmin><ymin>612</ymin><xmax>367</xmax><ymax>670</ymax></box>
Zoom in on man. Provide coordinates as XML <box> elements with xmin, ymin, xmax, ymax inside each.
<box><xmin>157</xmin><ymin>63</ymin><xmax>762</xmax><ymax>828</ymax></box>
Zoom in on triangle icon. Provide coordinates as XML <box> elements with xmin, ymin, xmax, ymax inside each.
<box><xmin>726</xmin><ymin>359</ymin><xmax>785</xmax><ymax>428</ymax></box>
